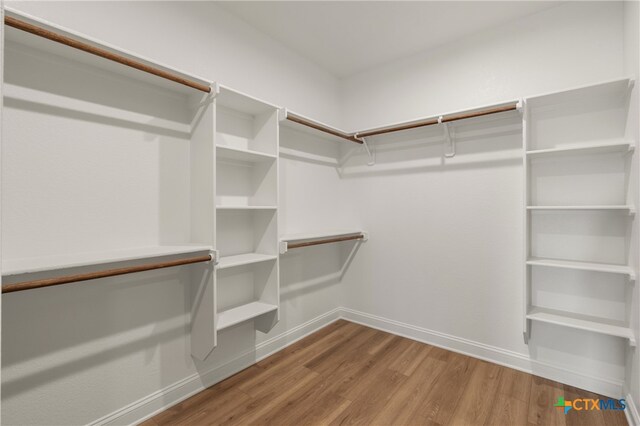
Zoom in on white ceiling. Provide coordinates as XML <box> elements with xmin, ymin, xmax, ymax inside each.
<box><xmin>218</xmin><ymin>1</ymin><xmax>563</xmax><ymax>78</ymax></box>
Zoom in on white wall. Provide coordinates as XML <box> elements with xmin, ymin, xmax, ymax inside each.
<box><xmin>6</xmin><ymin>1</ymin><xmax>343</xmax><ymax>127</ymax></box>
<box><xmin>342</xmin><ymin>2</ymin><xmax>625</xmax><ymax>130</ymax></box>
<box><xmin>339</xmin><ymin>0</ymin><xmax>631</xmax><ymax>394</ymax></box>
<box><xmin>1</xmin><ymin>2</ymin><xmax>347</xmax><ymax>425</ymax></box>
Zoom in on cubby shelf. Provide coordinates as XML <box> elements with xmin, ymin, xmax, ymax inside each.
<box><xmin>527</xmin><ymin>205</ymin><xmax>635</xmax><ymax>214</ymax></box>
<box><xmin>216</xmin><ymin>205</ymin><xmax>278</xmax><ymax>210</ymax></box>
<box><xmin>527</xmin><ymin>307</ymin><xmax>636</xmax><ymax>346</ymax></box>
<box><xmin>2</xmin><ymin>245</ymin><xmax>213</xmax><ymax>276</ymax></box>
<box><xmin>216</xmin><ymin>145</ymin><xmax>277</xmax><ymax>163</ymax></box>
<box><xmin>526</xmin><ymin>257</ymin><xmax>636</xmax><ymax>280</ymax></box>
<box><xmin>214</xmin><ymin>85</ymin><xmax>280</xmax><ymax>339</ymax></box>
<box><xmin>526</xmin><ymin>141</ymin><xmax>635</xmax><ymax>158</ymax></box>
<box><xmin>217</xmin><ymin>253</ymin><xmax>278</xmax><ymax>270</ymax></box>
<box><xmin>217</xmin><ymin>301</ymin><xmax>278</xmax><ymax>331</ymax></box>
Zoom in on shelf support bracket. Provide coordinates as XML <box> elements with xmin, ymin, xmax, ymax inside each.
<box><xmin>360</xmin><ymin>137</ymin><xmax>375</xmax><ymax>166</ymax></box>
<box><xmin>439</xmin><ymin>116</ymin><xmax>455</xmax><ymax>158</ymax></box>
<box><xmin>279</xmin><ymin>241</ymin><xmax>289</xmax><ymax>255</ymax></box>
<box><xmin>278</xmin><ymin>107</ymin><xmax>288</xmax><ymax>123</ymax></box>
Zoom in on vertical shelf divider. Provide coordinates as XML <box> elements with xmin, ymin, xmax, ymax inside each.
<box><xmin>189</xmin><ymin>88</ymin><xmax>218</xmax><ymax>360</ymax></box>
<box><xmin>522</xmin><ymin>99</ymin><xmax>530</xmax><ymax>344</ymax></box>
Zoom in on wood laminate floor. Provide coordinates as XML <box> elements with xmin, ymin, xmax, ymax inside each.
<box><xmin>143</xmin><ymin>320</ymin><xmax>627</xmax><ymax>426</ymax></box>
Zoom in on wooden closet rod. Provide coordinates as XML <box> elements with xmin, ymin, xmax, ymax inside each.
<box><xmin>286</xmin><ymin>112</ymin><xmax>363</xmax><ymax>144</ymax></box>
<box><xmin>287</xmin><ymin>234</ymin><xmax>364</xmax><ymax>250</ymax></box>
<box><xmin>2</xmin><ymin>254</ymin><xmax>213</xmax><ymax>294</ymax></box>
<box><xmin>4</xmin><ymin>16</ymin><xmax>212</xmax><ymax>93</ymax></box>
<box><xmin>356</xmin><ymin>103</ymin><xmax>519</xmax><ymax>138</ymax></box>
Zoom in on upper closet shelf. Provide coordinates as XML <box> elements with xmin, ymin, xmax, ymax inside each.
<box><xmin>525</xmin><ymin>77</ymin><xmax>634</xmax><ymax>108</ymax></box>
<box><xmin>2</xmin><ymin>245</ymin><xmax>214</xmax><ymax>277</ymax></box>
<box><xmin>527</xmin><ymin>257</ymin><xmax>635</xmax><ymax>280</ymax></box>
<box><xmin>280</xmin><ymin>230</ymin><xmax>368</xmax><ymax>254</ymax></box>
<box><xmin>526</xmin><ymin>140</ymin><xmax>635</xmax><ymax>158</ymax></box>
<box><xmin>4</xmin><ymin>8</ymin><xmax>212</xmax><ymax>95</ymax></box>
<box><xmin>279</xmin><ymin>108</ymin><xmax>362</xmax><ymax>144</ymax></box>
<box><xmin>355</xmin><ymin>101</ymin><xmax>520</xmax><ymax>138</ymax></box>
<box><xmin>217</xmin><ymin>85</ymin><xmax>279</xmax><ymax>116</ymax></box>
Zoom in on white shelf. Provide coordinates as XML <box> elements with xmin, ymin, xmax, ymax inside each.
<box><xmin>279</xmin><ymin>109</ymin><xmax>356</xmax><ymax>144</ymax></box>
<box><xmin>526</xmin><ymin>141</ymin><xmax>635</xmax><ymax>158</ymax></box>
<box><xmin>527</xmin><ymin>307</ymin><xmax>635</xmax><ymax>346</ymax></box>
<box><xmin>526</xmin><ymin>77</ymin><xmax>633</xmax><ymax>108</ymax></box>
<box><xmin>216</xmin><ymin>205</ymin><xmax>278</xmax><ymax>210</ymax></box>
<box><xmin>5</xmin><ymin>9</ymin><xmax>211</xmax><ymax>97</ymax></box>
<box><xmin>217</xmin><ymin>85</ymin><xmax>278</xmax><ymax>116</ymax></box>
<box><xmin>217</xmin><ymin>253</ymin><xmax>278</xmax><ymax>270</ymax></box>
<box><xmin>2</xmin><ymin>245</ymin><xmax>213</xmax><ymax>276</ymax></box>
<box><xmin>216</xmin><ymin>145</ymin><xmax>277</xmax><ymax>163</ymax></box>
<box><xmin>526</xmin><ymin>257</ymin><xmax>635</xmax><ymax>280</ymax></box>
<box><xmin>527</xmin><ymin>205</ymin><xmax>635</xmax><ymax>214</ymax></box>
<box><xmin>217</xmin><ymin>301</ymin><xmax>278</xmax><ymax>331</ymax></box>
<box><xmin>280</xmin><ymin>229</ymin><xmax>365</xmax><ymax>243</ymax></box>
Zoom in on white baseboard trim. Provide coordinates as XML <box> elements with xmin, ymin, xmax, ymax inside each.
<box><xmin>340</xmin><ymin>307</ymin><xmax>625</xmax><ymax>399</ymax></box>
<box><xmin>91</xmin><ymin>308</ymin><xmax>341</xmax><ymax>426</ymax></box>
<box><xmin>626</xmin><ymin>394</ymin><xmax>640</xmax><ymax>426</ymax></box>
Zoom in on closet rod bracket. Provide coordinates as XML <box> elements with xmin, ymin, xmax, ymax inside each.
<box><xmin>516</xmin><ymin>99</ymin><xmax>524</xmax><ymax>114</ymax></box>
<box><xmin>279</xmin><ymin>241</ymin><xmax>289</xmax><ymax>255</ymax></box>
<box><xmin>212</xmin><ymin>82</ymin><xmax>221</xmax><ymax>98</ymax></box>
<box><xmin>278</xmin><ymin>107</ymin><xmax>288</xmax><ymax>122</ymax></box>
<box><xmin>356</xmin><ymin>136</ymin><xmax>375</xmax><ymax>166</ymax></box>
<box><xmin>439</xmin><ymin>116</ymin><xmax>455</xmax><ymax>158</ymax></box>
<box><xmin>211</xmin><ymin>249</ymin><xmax>219</xmax><ymax>266</ymax></box>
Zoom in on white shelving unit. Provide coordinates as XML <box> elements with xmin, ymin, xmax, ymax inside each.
<box><xmin>1</xmin><ymin>9</ymin><xmax>218</xmax><ymax>360</ymax></box>
<box><xmin>522</xmin><ymin>77</ymin><xmax>637</xmax><ymax>347</ymax></box>
<box><xmin>214</xmin><ymin>86</ymin><xmax>280</xmax><ymax>333</ymax></box>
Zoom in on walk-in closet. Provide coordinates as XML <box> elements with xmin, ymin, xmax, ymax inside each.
<box><xmin>0</xmin><ymin>2</ymin><xmax>639</xmax><ymax>425</ymax></box>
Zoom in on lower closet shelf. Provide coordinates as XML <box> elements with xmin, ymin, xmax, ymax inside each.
<box><xmin>217</xmin><ymin>302</ymin><xmax>278</xmax><ymax>331</ymax></box>
<box><xmin>217</xmin><ymin>253</ymin><xmax>278</xmax><ymax>269</ymax></box>
<box><xmin>527</xmin><ymin>307</ymin><xmax>636</xmax><ymax>346</ymax></box>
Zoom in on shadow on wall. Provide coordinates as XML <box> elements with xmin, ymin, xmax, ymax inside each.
<box><xmin>338</xmin><ymin>110</ymin><xmax>523</xmax><ymax>178</ymax></box>
<box><xmin>1</xmin><ymin>268</ymin><xmax>192</xmax><ymax>401</ymax></box>
<box><xmin>280</xmin><ymin>241</ymin><xmax>361</xmax><ymax>300</ymax></box>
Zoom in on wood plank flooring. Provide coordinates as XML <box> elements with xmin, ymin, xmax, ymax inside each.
<box><xmin>143</xmin><ymin>320</ymin><xmax>627</xmax><ymax>426</ymax></box>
